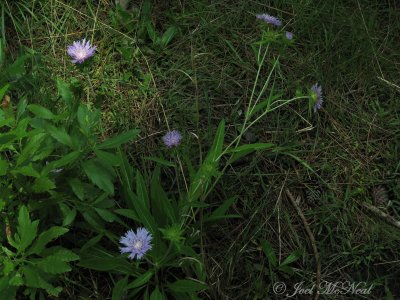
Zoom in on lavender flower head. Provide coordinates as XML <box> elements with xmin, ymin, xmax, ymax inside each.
<box><xmin>256</xmin><ymin>13</ymin><xmax>282</xmax><ymax>27</ymax></box>
<box><xmin>311</xmin><ymin>83</ymin><xmax>323</xmax><ymax>112</ymax></box>
<box><xmin>67</xmin><ymin>39</ymin><xmax>97</xmax><ymax>64</ymax></box>
<box><xmin>285</xmin><ymin>31</ymin><xmax>294</xmax><ymax>40</ymax></box>
<box><xmin>162</xmin><ymin>130</ymin><xmax>182</xmax><ymax>148</ymax></box>
<box><xmin>119</xmin><ymin>228</ymin><xmax>152</xmax><ymax>260</ymax></box>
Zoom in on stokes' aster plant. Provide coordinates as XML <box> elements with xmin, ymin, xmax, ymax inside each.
<box><xmin>67</xmin><ymin>38</ymin><xmax>97</xmax><ymax>64</ymax></box>
<box><xmin>256</xmin><ymin>13</ymin><xmax>282</xmax><ymax>27</ymax></box>
<box><xmin>119</xmin><ymin>228</ymin><xmax>153</xmax><ymax>260</ymax></box>
<box><xmin>311</xmin><ymin>83</ymin><xmax>323</xmax><ymax>112</ymax></box>
<box><xmin>162</xmin><ymin>130</ymin><xmax>182</xmax><ymax>148</ymax></box>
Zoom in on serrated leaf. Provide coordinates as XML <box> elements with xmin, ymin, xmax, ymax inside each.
<box><xmin>96</xmin><ymin>129</ymin><xmax>140</xmax><ymax>150</ymax></box>
<box><xmin>28</xmin><ymin>226</ymin><xmax>69</xmax><ymax>255</ymax></box>
<box><xmin>17</xmin><ymin>206</ymin><xmax>38</xmax><ymax>253</ymax></box>
<box><xmin>36</xmin><ymin>256</ymin><xmax>71</xmax><ymax>274</ymax></box>
<box><xmin>47</xmin><ymin>125</ymin><xmax>73</xmax><ymax>148</ymax></box>
<box><xmin>41</xmin><ymin>248</ymin><xmax>79</xmax><ymax>262</ymax></box>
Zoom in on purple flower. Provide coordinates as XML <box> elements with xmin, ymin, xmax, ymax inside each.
<box><xmin>311</xmin><ymin>83</ymin><xmax>323</xmax><ymax>112</ymax></box>
<box><xmin>67</xmin><ymin>39</ymin><xmax>97</xmax><ymax>64</ymax></box>
<box><xmin>256</xmin><ymin>13</ymin><xmax>282</xmax><ymax>27</ymax></box>
<box><xmin>162</xmin><ymin>130</ymin><xmax>182</xmax><ymax>148</ymax></box>
<box><xmin>285</xmin><ymin>31</ymin><xmax>294</xmax><ymax>40</ymax></box>
<box><xmin>119</xmin><ymin>228</ymin><xmax>152</xmax><ymax>260</ymax></box>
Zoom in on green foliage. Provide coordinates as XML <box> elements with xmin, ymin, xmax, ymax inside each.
<box><xmin>0</xmin><ymin>206</ymin><xmax>77</xmax><ymax>298</ymax></box>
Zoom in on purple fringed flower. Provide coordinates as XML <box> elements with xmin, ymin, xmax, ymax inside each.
<box><xmin>285</xmin><ymin>31</ymin><xmax>294</xmax><ymax>40</ymax></box>
<box><xmin>162</xmin><ymin>130</ymin><xmax>182</xmax><ymax>148</ymax></box>
<box><xmin>67</xmin><ymin>39</ymin><xmax>97</xmax><ymax>64</ymax></box>
<box><xmin>311</xmin><ymin>83</ymin><xmax>323</xmax><ymax>112</ymax></box>
<box><xmin>256</xmin><ymin>13</ymin><xmax>282</xmax><ymax>27</ymax></box>
<box><xmin>119</xmin><ymin>228</ymin><xmax>152</xmax><ymax>260</ymax></box>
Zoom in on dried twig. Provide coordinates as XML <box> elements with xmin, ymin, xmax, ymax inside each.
<box><xmin>285</xmin><ymin>188</ymin><xmax>321</xmax><ymax>300</ymax></box>
<box><xmin>359</xmin><ymin>201</ymin><xmax>400</xmax><ymax>229</ymax></box>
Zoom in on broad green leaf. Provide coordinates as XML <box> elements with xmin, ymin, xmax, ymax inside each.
<box><xmin>16</xmin><ymin>132</ymin><xmax>47</xmax><ymax>166</ymax></box>
<box><xmin>68</xmin><ymin>178</ymin><xmax>85</xmax><ymax>200</ymax></box>
<box><xmin>28</xmin><ymin>226</ymin><xmax>69</xmax><ymax>255</ymax></box>
<box><xmin>27</xmin><ymin>104</ymin><xmax>55</xmax><ymax>120</ymax></box>
<box><xmin>125</xmin><ymin>270</ymin><xmax>154</xmax><ymax>290</ymax></box>
<box><xmin>77</xmin><ymin>104</ymin><xmax>100</xmax><ymax>136</ymax></box>
<box><xmin>0</xmin><ymin>84</ymin><xmax>10</xmax><ymax>100</ymax></box>
<box><xmin>32</xmin><ymin>177</ymin><xmax>56</xmax><ymax>193</ymax></box>
<box><xmin>160</xmin><ymin>26</ymin><xmax>176</xmax><ymax>47</ymax></box>
<box><xmin>11</xmin><ymin>163</ymin><xmax>40</xmax><ymax>177</ymax></box>
<box><xmin>136</xmin><ymin>170</ymin><xmax>149</xmax><ymax>209</ymax></box>
<box><xmin>16</xmin><ymin>97</ymin><xmax>28</xmax><ymax>120</ymax></box>
<box><xmin>57</xmin><ymin>78</ymin><xmax>73</xmax><ymax>105</ymax></box>
<box><xmin>0</xmin><ymin>38</ymin><xmax>4</xmax><ymax>67</ymax></box>
<box><xmin>59</xmin><ymin>203</ymin><xmax>77</xmax><ymax>227</ymax></box>
<box><xmin>112</xmin><ymin>276</ymin><xmax>128</xmax><ymax>300</ymax></box>
<box><xmin>40</xmin><ymin>247</ymin><xmax>79</xmax><ymax>262</ymax></box>
<box><xmin>208</xmin><ymin>119</ymin><xmax>225</xmax><ymax>162</ymax></box>
<box><xmin>146</xmin><ymin>22</ymin><xmax>158</xmax><ymax>44</ymax></box>
<box><xmin>6</xmin><ymin>54</ymin><xmax>31</xmax><ymax>78</ymax></box>
<box><xmin>114</xmin><ymin>209</ymin><xmax>140</xmax><ymax>222</ymax></box>
<box><xmin>280</xmin><ymin>250</ymin><xmax>301</xmax><ymax>267</ymax></box>
<box><xmin>167</xmin><ymin>279</ymin><xmax>207</xmax><ymax>293</ymax></box>
<box><xmin>0</xmin><ymin>134</ymin><xmax>17</xmax><ymax>149</ymax></box>
<box><xmin>80</xmin><ymin>234</ymin><xmax>103</xmax><ymax>252</ymax></box>
<box><xmin>8</xmin><ymin>272</ymin><xmax>23</xmax><ymax>286</ymax></box>
<box><xmin>96</xmin><ymin>129</ymin><xmax>140</xmax><ymax>150</ymax></box>
<box><xmin>261</xmin><ymin>239</ymin><xmax>277</xmax><ymax>268</ymax></box>
<box><xmin>228</xmin><ymin>143</ymin><xmax>274</xmax><ymax>153</ymax></box>
<box><xmin>95</xmin><ymin>149</ymin><xmax>120</xmax><ymax>166</ymax></box>
<box><xmin>47</xmin><ymin>125</ymin><xmax>73</xmax><ymax>148</ymax></box>
<box><xmin>150</xmin><ymin>168</ymin><xmax>177</xmax><ymax>225</ymax></box>
<box><xmin>79</xmin><ymin>249</ymin><xmax>137</xmax><ymax>275</ymax></box>
<box><xmin>42</xmin><ymin>151</ymin><xmax>81</xmax><ymax>175</ymax></box>
<box><xmin>150</xmin><ymin>287</ymin><xmax>166</xmax><ymax>300</ymax></box>
<box><xmin>22</xmin><ymin>266</ymin><xmax>62</xmax><ymax>296</ymax></box>
<box><xmin>0</xmin><ymin>158</ymin><xmax>8</xmax><ymax>176</ymax></box>
<box><xmin>95</xmin><ymin>208</ymin><xmax>117</xmax><ymax>222</ymax></box>
<box><xmin>17</xmin><ymin>206</ymin><xmax>38</xmax><ymax>253</ymax></box>
<box><xmin>36</xmin><ymin>256</ymin><xmax>71</xmax><ymax>274</ymax></box>
<box><xmin>188</xmin><ymin>120</ymin><xmax>225</xmax><ymax>203</ymax></box>
<box><xmin>209</xmin><ymin>196</ymin><xmax>237</xmax><ymax>219</ymax></box>
<box><xmin>83</xmin><ymin>159</ymin><xmax>115</xmax><ymax>194</ymax></box>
